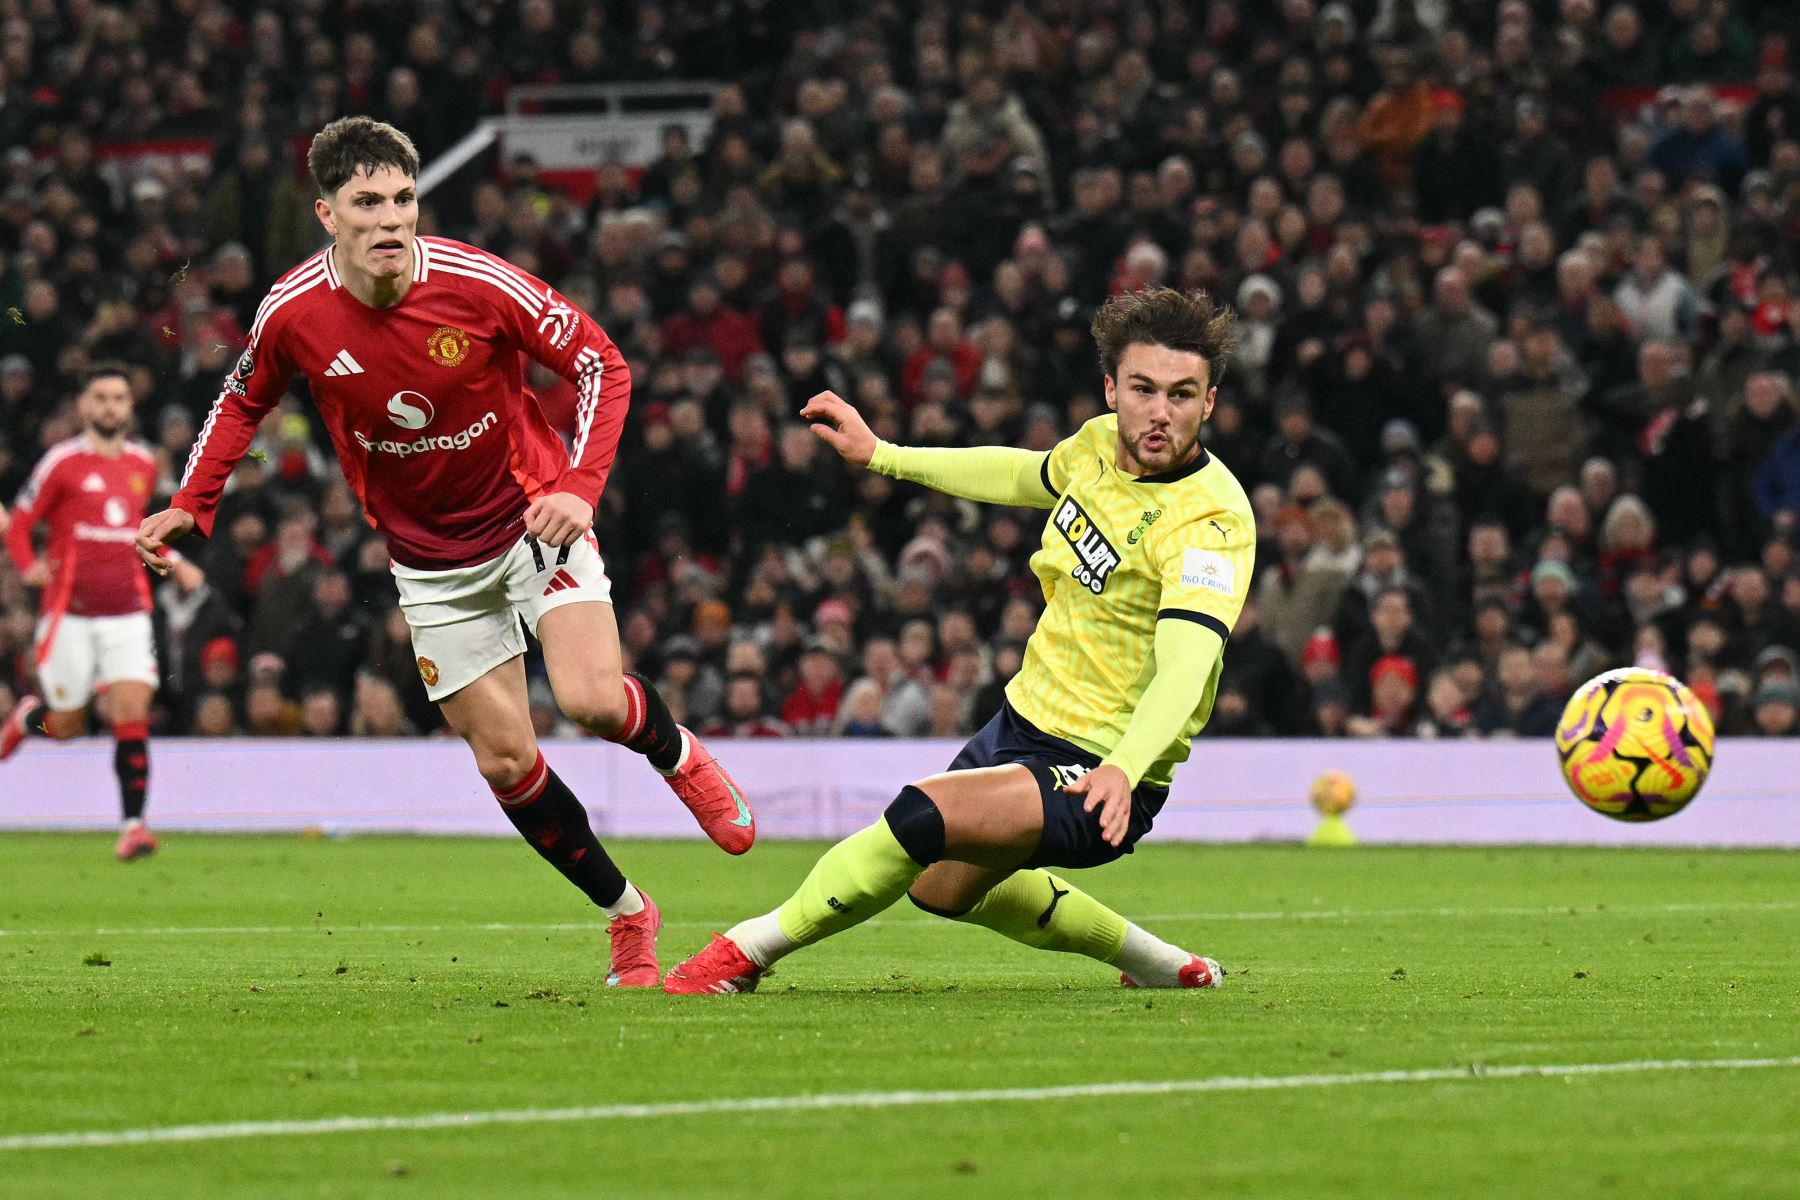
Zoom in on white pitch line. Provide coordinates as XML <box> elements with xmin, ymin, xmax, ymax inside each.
<box><xmin>0</xmin><ymin>920</ymin><xmax>723</xmax><ymax>938</ymax></box>
<box><xmin>1133</xmin><ymin>899</ymin><xmax>1800</xmax><ymax>923</ymax></box>
<box><xmin>2</xmin><ymin>899</ymin><xmax>1794</xmax><ymax>939</ymax></box>
<box><xmin>3</xmin><ymin>1055</ymin><xmax>1796</xmax><ymax>1152</ymax></box>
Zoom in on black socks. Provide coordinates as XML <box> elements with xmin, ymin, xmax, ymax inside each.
<box><xmin>113</xmin><ymin>721</ymin><xmax>149</xmax><ymax>822</ymax></box>
<box><xmin>492</xmin><ymin>752</ymin><xmax>628</xmax><ymax>909</ymax></box>
<box><xmin>609</xmin><ymin>671</ymin><xmax>683</xmax><ymax>772</ymax></box>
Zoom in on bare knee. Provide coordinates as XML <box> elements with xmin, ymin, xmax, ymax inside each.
<box><xmin>106</xmin><ymin>683</ymin><xmax>154</xmax><ymax>724</ymax></box>
<box><xmin>908</xmin><ymin>862</ymin><xmax>1001</xmax><ymax>916</ymax></box>
<box><xmin>470</xmin><ymin>739</ymin><xmax>540</xmax><ymax>792</ymax></box>
<box><xmin>555</xmin><ymin>677</ymin><xmax>629</xmax><ymax>736</ymax></box>
<box><xmin>913</xmin><ymin>768</ymin><xmax>1042</xmax><ymax>869</ymax></box>
<box><xmin>44</xmin><ymin>709</ymin><xmax>85</xmax><ymax>740</ymax></box>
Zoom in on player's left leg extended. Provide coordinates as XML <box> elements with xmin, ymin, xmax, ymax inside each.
<box><xmin>908</xmin><ymin>861</ymin><xmax>1220</xmax><ymax>990</ymax></box>
<box><xmin>666</xmin><ymin>751</ymin><xmax>1221</xmax><ymax>992</ymax></box>
<box><xmin>527</xmin><ymin>540</ymin><xmax>753</xmax><ymax>854</ymax></box>
<box><xmin>438</xmin><ymin>654</ymin><xmax>660</xmax><ymax>986</ymax></box>
<box><xmin>663</xmin><ymin>765</ymin><xmax>1043</xmax><ymax>993</ymax></box>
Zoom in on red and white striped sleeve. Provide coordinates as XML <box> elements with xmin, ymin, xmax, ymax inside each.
<box><xmin>426</xmin><ymin>240</ymin><xmax>631</xmax><ymax>509</ymax></box>
<box><xmin>170</xmin><ymin>257</ymin><xmax>313</xmax><ymax>536</ymax></box>
<box><xmin>5</xmin><ymin>443</ymin><xmax>74</xmax><ymax>573</ymax></box>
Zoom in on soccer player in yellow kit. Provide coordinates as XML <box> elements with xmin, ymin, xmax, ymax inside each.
<box><xmin>665</xmin><ymin>287</ymin><xmax>1255</xmax><ymax>993</ymax></box>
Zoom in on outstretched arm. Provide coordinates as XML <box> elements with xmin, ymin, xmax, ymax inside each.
<box><xmin>801</xmin><ymin>390</ymin><xmax>1058</xmax><ymax>508</ymax></box>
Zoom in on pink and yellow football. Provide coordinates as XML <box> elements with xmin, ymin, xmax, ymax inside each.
<box><xmin>1555</xmin><ymin>668</ymin><xmax>1715</xmax><ymax>822</ymax></box>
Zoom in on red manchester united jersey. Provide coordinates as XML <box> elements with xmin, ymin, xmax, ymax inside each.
<box><xmin>6</xmin><ymin>437</ymin><xmax>158</xmax><ymax>617</ymax></box>
<box><xmin>173</xmin><ymin>237</ymin><xmax>632</xmax><ymax>570</ymax></box>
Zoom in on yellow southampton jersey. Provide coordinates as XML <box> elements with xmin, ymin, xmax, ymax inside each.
<box><xmin>1004</xmin><ymin>414</ymin><xmax>1257</xmax><ymax>788</ymax></box>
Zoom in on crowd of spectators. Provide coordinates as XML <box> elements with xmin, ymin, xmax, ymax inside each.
<box><xmin>4</xmin><ymin>0</ymin><xmax>1800</xmax><ymax>743</ymax></box>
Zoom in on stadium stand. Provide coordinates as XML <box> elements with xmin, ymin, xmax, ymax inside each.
<box><xmin>2</xmin><ymin>0</ymin><xmax>1799</xmax><ymax>741</ymax></box>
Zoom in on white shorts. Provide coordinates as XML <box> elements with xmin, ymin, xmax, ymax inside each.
<box><xmin>391</xmin><ymin>531</ymin><xmax>613</xmax><ymax>701</ymax></box>
<box><xmin>35</xmin><ymin>612</ymin><xmax>159</xmax><ymax>710</ymax></box>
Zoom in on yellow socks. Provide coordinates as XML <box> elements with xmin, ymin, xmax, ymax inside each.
<box><xmin>955</xmin><ymin>869</ymin><xmax>1129</xmax><ymax>962</ymax></box>
<box><xmin>774</xmin><ymin>819</ymin><xmax>925</xmax><ymax>946</ymax></box>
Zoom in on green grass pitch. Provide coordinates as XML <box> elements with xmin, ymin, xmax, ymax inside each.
<box><xmin>1</xmin><ymin>833</ymin><xmax>1796</xmax><ymax>1199</ymax></box>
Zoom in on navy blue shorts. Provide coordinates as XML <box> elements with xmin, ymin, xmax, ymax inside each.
<box><xmin>946</xmin><ymin>701</ymin><xmax>1168</xmax><ymax>870</ymax></box>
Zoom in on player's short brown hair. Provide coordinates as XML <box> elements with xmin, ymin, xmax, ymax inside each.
<box><xmin>78</xmin><ymin>361</ymin><xmax>132</xmax><ymax>392</ymax></box>
<box><xmin>307</xmin><ymin>117</ymin><xmax>421</xmax><ymax>198</ymax></box>
<box><xmin>1091</xmin><ymin>286</ymin><xmax>1238</xmax><ymax>389</ymax></box>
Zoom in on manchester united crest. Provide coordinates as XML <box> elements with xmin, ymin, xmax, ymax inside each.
<box><xmin>426</xmin><ymin>326</ymin><xmax>470</xmax><ymax>367</ymax></box>
<box><xmin>416</xmin><ymin>656</ymin><xmax>440</xmax><ymax>687</ymax></box>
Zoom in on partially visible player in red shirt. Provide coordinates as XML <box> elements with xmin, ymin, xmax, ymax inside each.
<box><xmin>2</xmin><ymin>365</ymin><xmax>179</xmax><ymax>861</ymax></box>
<box><xmin>133</xmin><ymin>118</ymin><xmax>755</xmax><ymax>986</ymax></box>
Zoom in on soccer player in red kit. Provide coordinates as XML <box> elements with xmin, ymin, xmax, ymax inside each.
<box><xmin>133</xmin><ymin>117</ymin><xmax>755</xmax><ymax>986</ymax></box>
<box><xmin>2</xmin><ymin>366</ymin><xmax>163</xmax><ymax>860</ymax></box>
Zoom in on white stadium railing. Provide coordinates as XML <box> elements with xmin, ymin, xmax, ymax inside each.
<box><xmin>418</xmin><ymin>81</ymin><xmax>719</xmax><ymax>200</ymax></box>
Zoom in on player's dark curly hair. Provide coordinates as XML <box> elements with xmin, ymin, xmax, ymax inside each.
<box><xmin>307</xmin><ymin>117</ymin><xmax>421</xmax><ymax>198</ymax></box>
<box><xmin>1091</xmin><ymin>287</ymin><xmax>1238</xmax><ymax>389</ymax></box>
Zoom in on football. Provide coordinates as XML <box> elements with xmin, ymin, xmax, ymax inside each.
<box><xmin>1309</xmin><ymin>769</ymin><xmax>1357</xmax><ymax>816</ymax></box>
<box><xmin>1554</xmin><ymin>668</ymin><xmax>1716</xmax><ymax>822</ymax></box>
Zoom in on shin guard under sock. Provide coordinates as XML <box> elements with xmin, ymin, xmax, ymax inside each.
<box><xmin>492</xmin><ymin>752</ymin><xmax>628</xmax><ymax>910</ymax></box>
<box><xmin>771</xmin><ymin>785</ymin><xmax>944</xmax><ymax>947</ymax></box>
<box><xmin>606</xmin><ymin>672</ymin><xmax>683</xmax><ymax>772</ymax></box>
<box><xmin>952</xmin><ymin>869</ymin><xmax>1129</xmax><ymax>962</ymax></box>
<box><xmin>113</xmin><ymin>722</ymin><xmax>149</xmax><ymax>822</ymax></box>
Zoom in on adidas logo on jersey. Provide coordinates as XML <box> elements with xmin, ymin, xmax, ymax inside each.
<box><xmin>323</xmin><ymin>350</ymin><xmax>366</xmax><ymax>377</ymax></box>
<box><xmin>81</xmin><ymin>473</ymin><xmax>106</xmax><ymax>492</ymax></box>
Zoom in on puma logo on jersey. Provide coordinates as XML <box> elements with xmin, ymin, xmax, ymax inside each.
<box><xmin>1051</xmin><ymin>496</ymin><xmax>1121</xmax><ymax>594</ymax></box>
<box><xmin>323</xmin><ymin>349</ymin><xmax>365</xmax><ymax>377</ymax></box>
<box><xmin>1208</xmin><ymin>519</ymin><xmax>1228</xmax><ymax>541</ymax></box>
